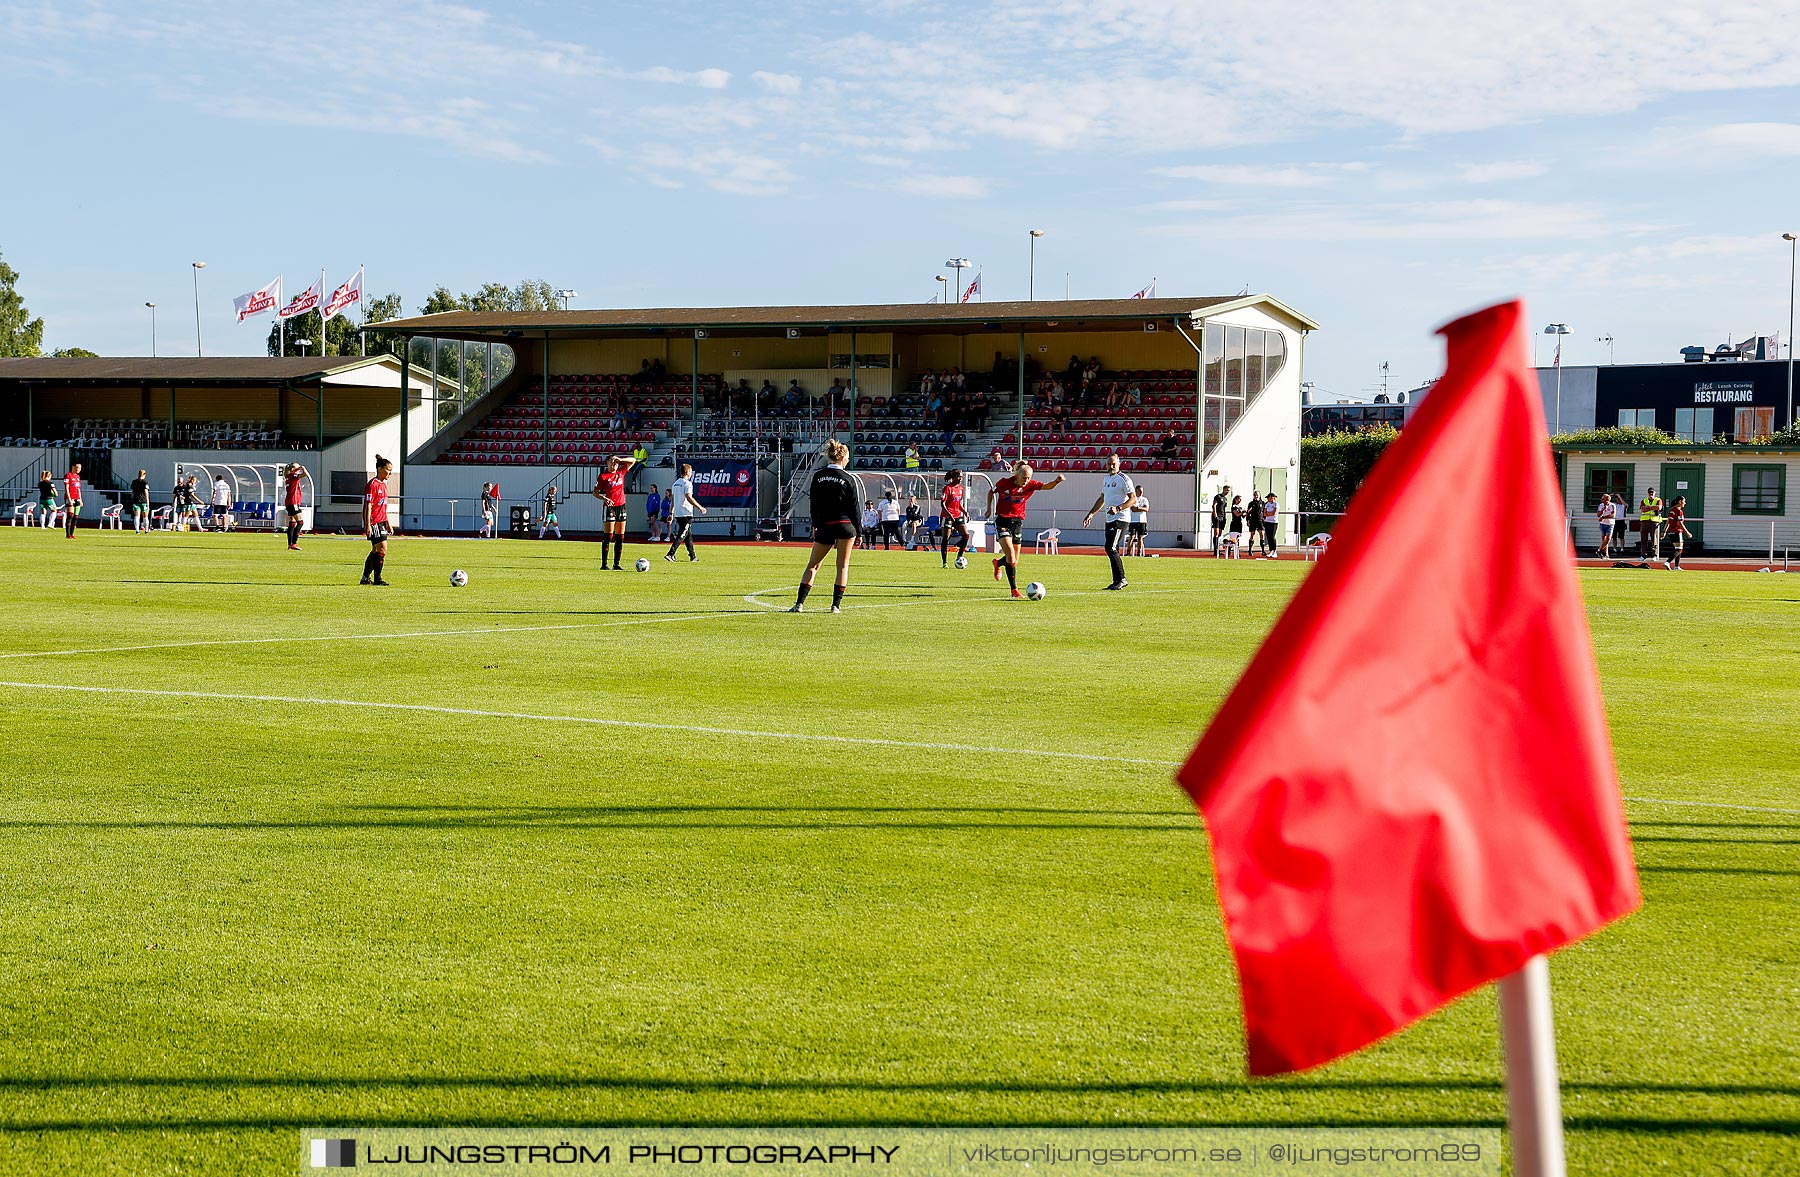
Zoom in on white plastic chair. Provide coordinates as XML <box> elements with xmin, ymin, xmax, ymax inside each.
<box><xmin>1303</xmin><ymin>532</ymin><xmax>1332</xmax><ymax>562</ymax></box>
<box><xmin>150</xmin><ymin>505</ymin><xmax>174</xmax><ymax>530</ymax></box>
<box><xmin>42</xmin><ymin>505</ymin><xmax>65</xmax><ymax>529</ymax></box>
<box><xmin>1034</xmin><ymin>527</ymin><xmax>1061</xmax><ymax>555</ymax></box>
<box><xmin>1219</xmin><ymin>534</ymin><xmax>1241</xmax><ymax>559</ymax></box>
<box><xmin>101</xmin><ymin>504</ymin><xmax>124</xmax><ymax>530</ymax></box>
<box><xmin>10</xmin><ymin>502</ymin><xmax>36</xmax><ymax>526</ymax></box>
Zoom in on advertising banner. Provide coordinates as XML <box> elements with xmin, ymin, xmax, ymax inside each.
<box><xmin>686</xmin><ymin>459</ymin><xmax>756</xmax><ymax>508</ymax></box>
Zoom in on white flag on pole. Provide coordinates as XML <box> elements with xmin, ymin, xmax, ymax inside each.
<box><xmin>1132</xmin><ymin>278</ymin><xmax>1157</xmax><ymax>299</ymax></box>
<box><xmin>960</xmin><ymin>273</ymin><xmax>981</xmax><ymax>303</ymax></box>
<box><xmin>233</xmin><ymin>276</ymin><xmax>282</xmax><ymax>323</ymax></box>
<box><xmin>322</xmin><ymin>267</ymin><xmax>364</xmax><ymax>322</ymax></box>
<box><xmin>278</xmin><ymin>278</ymin><xmax>321</xmax><ymax>320</ymax></box>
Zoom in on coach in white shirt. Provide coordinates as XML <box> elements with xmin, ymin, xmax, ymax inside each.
<box><xmin>1127</xmin><ymin>486</ymin><xmax>1150</xmax><ymax>556</ymax></box>
<box><xmin>1083</xmin><ymin>452</ymin><xmax>1137</xmax><ymax>590</ymax></box>
<box><xmin>663</xmin><ymin>463</ymin><xmax>705</xmax><ymax>561</ymax></box>
<box><xmin>210</xmin><ymin>474</ymin><xmax>233</xmax><ymax>531</ymax></box>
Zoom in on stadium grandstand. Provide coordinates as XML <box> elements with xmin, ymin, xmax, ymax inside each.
<box><xmin>374</xmin><ymin>295</ymin><xmax>1316</xmax><ymax>545</ymax></box>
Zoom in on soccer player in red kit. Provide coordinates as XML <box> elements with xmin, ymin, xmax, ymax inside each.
<box><xmin>939</xmin><ymin>469</ymin><xmax>970</xmax><ymax>568</ymax></box>
<box><xmin>360</xmin><ymin>456</ymin><xmax>395</xmax><ymax>585</ymax></box>
<box><xmin>985</xmin><ymin>460</ymin><xmax>1065</xmax><ymax>597</ymax></box>
<box><xmin>62</xmin><ymin>463</ymin><xmax>83</xmax><ymax>538</ymax></box>
<box><xmin>591</xmin><ymin>453</ymin><xmax>637</xmax><ymax>570</ymax></box>
<box><xmin>283</xmin><ymin>463</ymin><xmax>309</xmax><ymax>550</ymax></box>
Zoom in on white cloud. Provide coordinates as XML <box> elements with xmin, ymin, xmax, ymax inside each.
<box><xmin>635</xmin><ymin>144</ymin><xmax>796</xmax><ymax>196</ymax></box>
<box><xmin>622</xmin><ymin>66</ymin><xmax>732</xmax><ymax>89</ymax></box>
<box><xmin>752</xmin><ymin>71</ymin><xmax>803</xmax><ymax>94</ymax></box>
<box><xmin>892</xmin><ymin>173</ymin><xmax>991</xmax><ymax>199</ymax></box>
<box><xmin>1690</xmin><ymin>122</ymin><xmax>1800</xmax><ymax>154</ymax></box>
<box><xmin>1457</xmin><ymin>160</ymin><xmax>1550</xmax><ymax>183</ymax></box>
<box><xmin>1155</xmin><ymin>163</ymin><xmax>1366</xmax><ymax>187</ymax></box>
<box><xmin>1157</xmin><ymin>199</ymin><xmax>1650</xmax><ymax>242</ymax></box>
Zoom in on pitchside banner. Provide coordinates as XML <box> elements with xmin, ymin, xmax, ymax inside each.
<box><xmin>687</xmin><ymin>459</ymin><xmax>756</xmax><ymax>507</ymax></box>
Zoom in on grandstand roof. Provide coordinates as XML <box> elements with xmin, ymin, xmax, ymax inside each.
<box><xmin>369</xmin><ymin>295</ymin><xmax>1319</xmax><ymax>339</ymax></box>
<box><xmin>0</xmin><ymin>355</ymin><xmax>397</xmax><ymax>385</ymax></box>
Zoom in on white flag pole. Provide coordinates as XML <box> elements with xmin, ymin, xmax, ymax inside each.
<box><xmin>359</xmin><ymin>263</ymin><xmax>367</xmax><ymax>356</ymax></box>
<box><xmin>1497</xmin><ymin>955</ymin><xmax>1567</xmax><ymax>1177</ymax></box>
<box><xmin>320</xmin><ymin>267</ymin><xmax>326</xmax><ymax>354</ymax></box>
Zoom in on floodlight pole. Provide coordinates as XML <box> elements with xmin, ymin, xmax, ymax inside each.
<box><xmin>145</xmin><ymin>302</ymin><xmax>157</xmax><ymax>357</ymax></box>
<box><xmin>1498</xmin><ymin>956</ymin><xmax>1568</xmax><ymax>1177</ymax></box>
<box><xmin>191</xmin><ymin>262</ymin><xmax>206</xmax><ymax>357</ymax></box>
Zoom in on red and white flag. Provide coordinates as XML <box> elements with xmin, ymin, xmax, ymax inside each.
<box><xmin>233</xmin><ymin>276</ymin><xmax>282</xmax><ymax>323</ymax></box>
<box><xmin>1132</xmin><ymin>279</ymin><xmax>1157</xmax><ymax>299</ymax></box>
<box><xmin>322</xmin><ymin>267</ymin><xmax>364</xmax><ymax>322</ymax></box>
<box><xmin>1552</xmin><ymin>336</ymin><xmax>1562</xmax><ymax>367</ymax></box>
<box><xmin>278</xmin><ymin>278</ymin><xmax>321</xmax><ymax>320</ymax></box>
<box><xmin>959</xmin><ymin>273</ymin><xmax>980</xmax><ymax>303</ymax></box>
<box><xmin>1177</xmin><ymin>299</ymin><xmax>1639</xmax><ymax>1076</ymax></box>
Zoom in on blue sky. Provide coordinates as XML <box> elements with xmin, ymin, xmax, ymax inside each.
<box><xmin>3</xmin><ymin>0</ymin><xmax>1799</xmax><ymax>397</ymax></box>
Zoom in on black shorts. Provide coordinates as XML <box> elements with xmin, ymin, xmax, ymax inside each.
<box><xmin>286</xmin><ymin>505</ymin><xmax>302</xmax><ymax>518</ymax></box>
<box><xmin>994</xmin><ymin>516</ymin><xmax>1023</xmax><ymax>541</ymax></box>
<box><xmin>368</xmin><ymin>523</ymin><xmax>391</xmax><ymax>544</ymax></box>
<box><xmin>814</xmin><ymin>521</ymin><xmax>858</xmax><ymax>542</ymax></box>
<box><xmin>605</xmin><ymin>504</ymin><xmax>628</xmax><ymax>524</ymax></box>
<box><xmin>1129</xmin><ymin>521</ymin><xmax>1147</xmax><ymax>537</ymax></box>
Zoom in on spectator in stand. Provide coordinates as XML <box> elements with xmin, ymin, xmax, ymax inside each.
<box><xmin>920</xmin><ymin>370</ymin><xmax>937</xmax><ymax>397</ymax></box>
<box><xmin>1103</xmin><ymin>381</ymin><xmax>1122</xmax><ymax>410</ymax></box>
<box><xmin>904</xmin><ymin>443</ymin><xmax>922</xmax><ymax>471</ymax></box>
<box><xmin>1125</xmin><ymin>382</ymin><xmax>1144</xmax><ymax>407</ymax></box>
<box><xmin>631</xmin><ymin>359</ymin><xmax>655</xmax><ymax>386</ymax></box>
<box><xmin>760</xmin><ymin>379</ymin><xmax>780</xmax><ymax>410</ymax></box>
<box><xmin>1048</xmin><ymin>397</ymin><xmax>1069</xmax><ymax>435</ymax></box>
<box><xmin>828</xmin><ymin>377</ymin><xmax>848</xmax><ymax>412</ymax></box>
<box><xmin>1156</xmin><ymin>428</ymin><xmax>1182</xmax><ymax>467</ymax></box>
<box><xmin>1595</xmin><ymin>492</ymin><xmax>1616</xmax><ymax>560</ymax></box>
<box><xmin>860</xmin><ymin>500</ymin><xmax>880</xmax><ymax>547</ymax></box>
<box><xmin>989</xmin><ymin>446</ymin><xmax>1007</xmax><ymax>471</ymax></box>
<box><xmin>631</xmin><ymin>443</ymin><xmax>648</xmax><ymax>488</ymax></box>
<box><xmin>949</xmin><ymin>367</ymin><xmax>965</xmax><ymax>392</ymax></box>
<box><xmin>1066</xmin><ymin>354</ymin><xmax>1083</xmax><ymax>377</ymax></box>
<box><xmin>970</xmin><ymin>391</ymin><xmax>989</xmax><ymax>431</ymax></box>
<box><xmin>780</xmin><ymin>381</ymin><xmax>803</xmax><ymax>412</ymax></box>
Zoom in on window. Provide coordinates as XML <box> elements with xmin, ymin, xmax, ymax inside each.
<box><xmin>1673</xmin><ymin>407</ymin><xmax>1714</xmax><ymax>443</ymax></box>
<box><xmin>1224</xmin><ymin>325</ymin><xmax>1245</xmax><ymax>398</ymax></box>
<box><xmin>1731</xmin><ymin>464</ymin><xmax>1786</xmax><ymax>515</ymax></box>
<box><xmin>1244</xmin><ymin>328</ymin><xmax>1265</xmax><ymax>399</ymax></box>
<box><xmin>1617</xmin><ymin>408</ymin><xmax>1655</xmax><ymax>428</ymax></box>
<box><xmin>1734</xmin><ymin>406</ymin><xmax>1775</xmax><ymax>442</ymax></box>
<box><xmin>1584</xmin><ymin>464</ymin><xmax>1632</xmax><ymax>512</ymax></box>
<box><xmin>830</xmin><ymin>354</ymin><xmax>890</xmax><ymax>369</ymax></box>
<box><xmin>1203</xmin><ymin>322</ymin><xmax>1224</xmax><ymax>395</ymax></box>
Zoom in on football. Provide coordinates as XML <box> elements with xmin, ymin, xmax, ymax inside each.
<box><xmin>1025</xmin><ymin>581</ymin><xmax>1046</xmax><ymax>600</ymax></box>
<box><xmin>635</xmin><ymin>557</ymin><xmax>650</xmax><ymax>572</ymax></box>
<box><xmin>449</xmin><ymin>569</ymin><xmax>468</xmax><ymax>587</ymax></box>
<box><xmin>954</xmin><ymin>556</ymin><xmax>968</xmax><ymax>569</ymax></box>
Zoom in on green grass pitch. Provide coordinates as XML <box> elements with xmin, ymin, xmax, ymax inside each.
<box><xmin>0</xmin><ymin>528</ymin><xmax>1794</xmax><ymax>1175</ymax></box>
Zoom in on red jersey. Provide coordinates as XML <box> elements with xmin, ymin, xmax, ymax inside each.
<box><xmin>597</xmin><ymin>469</ymin><xmax>627</xmax><ymax>506</ymax></box>
<box><xmin>285</xmin><ymin>475</ymin><xmax>304</xmax><ymax>507</ymax></box>
<box><xmin>365</xmin><ymin>477</ymin><xmax>389</xmax><ymax>525</ymax></box>
<box><xmin>63</xmin><ymin>472</ymin><xmax>82</xmax><ymax>503</ymax></box>
<box><xmin>993</xmin><ymin>477</ymin><xmax>1045</xmax><ymax>519</ymax></box>
<box><xmin>941</xmin><ymin>484</ymin><xmax>966</xmax><ymax>520</ymax></box>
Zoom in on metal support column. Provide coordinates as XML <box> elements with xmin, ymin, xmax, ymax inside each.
<box><xmin>691</xmin><ymin>333</ymin><xmax>701</xmax><ymax>457</ymax></box>
<box><xmin>849</xmin><ymin>331</ymin><xmax>858</xmax><ymax>464</ymax></box>
<box><xmin>1016</xmin><ymin>331</ymin><xmax>1026</xmax><ymax>463</ymax></box>
<box><xmin>398</xmin><ymin>342</ymin><xmax>411</xmax><ymax>502</ymax></box>
<box><xmin>542</xmin><ymin>332</ymin><xmax>552</xmax><ymax>465</ymax></box>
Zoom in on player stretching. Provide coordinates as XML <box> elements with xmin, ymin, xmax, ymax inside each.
<box><xmin>62</xmin><ymin>463</ymin><xmax>84</xmax><ymax>538</ymax></box>
<box><xmin>664</xmin><ymin>463</ymin><xmax>706</xmax><ymax>561</ymax></box>
<box><xmin>129</xmin><ymin>469</ymin><xmax>151</xmax><ymax>534</ymax></box>
<box><xmin>986</xmin><ymin>460</ymin><xmax>1065</xmax><ymax>598</ymax></box>
<box><xmin>938</xmin><ymin>469</ymin><xmax>970</xmax><ymax>567</ymax></box>
<box><xmin>360</xmin><ymin>456</ymin><xmax>395</xmax><ymax>585</ymax></box>
<box><xmin>789</xmin><ymin>439</ymin><xmax>859</xmax><ymax>613</ymax></box>
<box><xmin>591</xmin><ymin>454</ymin><xmax>636</xmax><ymax>569</ymax></box>
<box><xmin>1082</xmin><ymin>452</ymin><xmax>1138</xmax><ymax>590</ymax></box>
<box><xmin>538</xmin><ymin>485</ymin><xmax>562</xmax><ymax>539</ymax></box>
<box><xmin>283</xmin><ymin>464</ymin><xmax>309</xmax><ymax>549</ymax></box>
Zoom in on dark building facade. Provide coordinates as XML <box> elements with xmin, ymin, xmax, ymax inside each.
<box><xmin>1543</xmin><ymin>358</ymin><xmax>1794</xmax><ymax>440</ymax></box>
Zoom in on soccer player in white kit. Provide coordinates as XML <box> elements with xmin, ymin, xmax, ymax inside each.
<box><xmin>1082</xmin><ymin>452</ymin><xmax>1139</xmax><ymax>590</ymax></box>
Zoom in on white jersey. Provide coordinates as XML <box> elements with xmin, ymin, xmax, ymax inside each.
<box><xmin>211</xmin><ymin>481</ymin><xmax>232</xmax><ymax>507</ymax></box>
<box><xmin>1129</xmin><ymin>492</ymin><xmax>1149</xmax><ymax>525</ymax></box>
<box><xmin>878</xmin><ymin>498</ymin><xmax>901</xmax><ymax>522</ymax></box>
<box><xmin>861</xmin><ymin>507</ymin><xmax>880</xmax><ymax>530</ymax></box>
<box><xmin>1099</xmin><ymin>471</ymin><xmax>1134</xmax><ymax>518</ymax></box>
<box><xmin>670</xmin><ymin>476</ymin><xmax>696</xmax><ymax>518</ymax></box>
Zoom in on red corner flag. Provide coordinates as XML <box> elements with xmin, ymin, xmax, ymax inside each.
<box><xmin>1178</xmin><ymin>300</ymin><xmax>1640</xmax><ymax>1076</ymax></box>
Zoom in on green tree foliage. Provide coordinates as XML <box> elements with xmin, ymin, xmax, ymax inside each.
<box><xmin>404</xmin><ymin>279</ymin><xmax>551</xmax><ymax>425</ymax></box>
<box><xmin>50</xmin><ymin>347</ymin><xmax>98</xmax><ymax>357</ymax></box>
<box><xmin>0</xmin><ymin>249</ymin><xmax>46</xmax><ymax>357</ymax></box>
<box><xmin>264</xmin><ymin>291</ymin><xmax>405</xmax><ymax>359</ymax></box>
<box><xmin>1298</xmin><ymin>426</ymin><xmax>1400</xmax><ymax>514</ymax></box>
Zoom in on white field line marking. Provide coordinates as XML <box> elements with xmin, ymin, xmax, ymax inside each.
<box><xmin>0</xmin><ymin>608</ymin><xmax>778</xmax><ymax>662</ymax></box>
<box><xmin>0</xmin><ymin>681</ymin><xmax>1182</xmax><ymax>769</ymax></box>
<box><xmin>741</xmin><ymin>585</ymin><xmax>1209</xmax><ymax>610</ymax></box>
<box><xmin>1</xmin><ymin>679</ymin><xmax>1793</xmax><ymax>816</ymax></box>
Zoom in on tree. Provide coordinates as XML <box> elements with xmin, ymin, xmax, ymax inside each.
<box><xmin>0</xmin><ymin>249</ymin><xmax>45</xmax><ymax>357</ymax></box>
<box><xmin>50</xmin><ymin>347</ymin><xmax>98</xmax><ymax>357</ymax></box>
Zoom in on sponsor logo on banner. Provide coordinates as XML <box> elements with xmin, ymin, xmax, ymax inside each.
<box><xmin>233</xmin><ymin>276</ymin><xmax>282</xmax><ymax>323</ymax></box>
<box><xmin>686</xmin><ymin>460</ymin><xmax>756</xmax><ymax>506</ymax></box>
<box><xmin>323</xmin><ymin>269</ymin><xmax>363</xmax><ymax>321</ymax></box>
<box><xmin>1693</xmin><ymin>382</ymin><xmax>1754</xmax><ymax>404</ymax></box>
<box><xmin>280</xmin><ymin>280</ymin><xmax>321</xmax><ymax>320</ymax></box>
